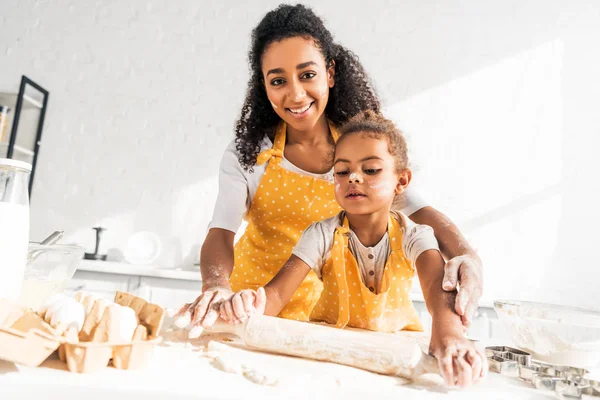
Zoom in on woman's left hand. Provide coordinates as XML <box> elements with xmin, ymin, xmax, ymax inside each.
<box><xmin>441</xmin><ymin>254</ymin><xmax>483</xmax><ymax>327</ymax></box>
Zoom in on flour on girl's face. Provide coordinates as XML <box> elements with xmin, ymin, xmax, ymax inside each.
<box><xmin>349</xmin><ymin>172</ymin><xmax>363</xmax><ymax>183</ymax></box>
<box><xmin>369</xmin><ymin>179</ymin><xmax>397</xmax><ymax>199</ymax></box>
<box><xmin>270</xmin><ymin>101</ymin><xmax>278</xmax><ymax>109</ymax></box>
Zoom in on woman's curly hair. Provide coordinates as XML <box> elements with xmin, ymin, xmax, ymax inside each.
<box><xmin>235</xmin><ymin>4</ymin><xmax>381</xmax><ymax>171</ymax></box>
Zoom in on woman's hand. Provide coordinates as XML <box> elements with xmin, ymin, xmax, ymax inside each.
<box><xmin>219</xmin><ymin>287</ymin><xmax>267</xmax><ymax>324</ymax></box>
<box><xmin>442</xmin><ymin>254</ymin><xmax>483</xmax><ymax>327</ymax></box>
<box><xmin>175</xmin><ymin>286</ymin><xmax>234</xmax><ymax>331</ymax></box>
<box><xmin>429</xmin><ymin>323</ymin><xmax>488</xmax><ymax>388</ymax></box>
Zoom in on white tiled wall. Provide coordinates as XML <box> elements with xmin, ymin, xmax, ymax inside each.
<box><xmin>1</xmin><ymin>1</ymin><xmax>600</xmax><ymax>310</ymax></box>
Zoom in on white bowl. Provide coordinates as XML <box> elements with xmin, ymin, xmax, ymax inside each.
<box><xmin>123</xmin><ymin>231</ymin><xmax>162</xmax><ymax>265</ymax></box>
<box><xmin>494</xmin><ymin>300</ymin><xmax>600</xmax><ymax>368</ymax></box>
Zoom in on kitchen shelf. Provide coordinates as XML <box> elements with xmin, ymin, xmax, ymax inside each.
<box><xmin>78</xmin><ymin>259</ymin><xmax>202</xmax><ymax>281</ymax></box>
<box><xmin>0</xmin><ymin>92</ymin><xmax>43</xmax><ymax>110</ymax></box>
<box><xmin>0</xmin><ymin>143</ymin><xmax>34</xmax><ymax>157</ymax></box>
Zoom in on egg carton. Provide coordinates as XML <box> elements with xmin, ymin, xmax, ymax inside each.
<box><xmin>0</xmin><ymin>291</ymin><xmax>165</xmax><ymax>373</ymax></box>
<box><xmin>60</xmin><ymin>291</ymin><xmax>165</xmax><ymax>373</ymax></box>
<box><xmin>0</xmin><ymin>299</ymin><xmax>61</xmax><ymax>367</ymax></box>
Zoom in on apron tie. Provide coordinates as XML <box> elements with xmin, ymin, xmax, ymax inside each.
<box><xmin>333</xmin><ymin>223</ymin><xmax>351</xmax><ymax>329</ymax></box>
<box><xmin>256</xmin><ymin>148</ymin><xmax>283</xmax><ymax>165</ymax></box>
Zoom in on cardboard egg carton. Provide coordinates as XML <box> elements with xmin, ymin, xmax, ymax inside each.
<box><xmin>61</xmin><ymin>291</ymin><xmax>165</xmax><ymax>373</ymax></box>
<box><xmin>0</xmin><ymin>291</ymin><xmax>165</xmax><ymax>373</ymax></box>
<box><xmin>0</xmin><ymin>299</ymin><xmax>61</xmax><ymax>367</ymax></box>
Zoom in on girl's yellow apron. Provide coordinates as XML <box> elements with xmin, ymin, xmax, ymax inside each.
<box><xmin>310</xmin><ymin>214</ymin><xmax>423</xmax><ymax>333</ymax></box>
<box><xmin>230</xmin><ymin>121</ymin><xmax>341</xmax><ymax>321</ymax></box>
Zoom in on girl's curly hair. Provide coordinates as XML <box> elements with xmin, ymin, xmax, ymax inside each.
<box><xmin>235</xmin><ymin>4</ymin><xmax>381</xmax><ymax>171</ymax></box>
<box><xmin>337</xmin><ymin>110</ymin><xmax>408</xmax><ymax>173</ymax></box>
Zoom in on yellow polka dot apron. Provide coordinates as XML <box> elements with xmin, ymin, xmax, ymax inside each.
<box><xmin>310</xmin><ymin>214</ymin><xmax>423</xmax><ymax>333</ymax></box>
<box><xmin>230</xmin><ymin>121</ymin><xmax>341</xmax><ymax>321</ymax></box>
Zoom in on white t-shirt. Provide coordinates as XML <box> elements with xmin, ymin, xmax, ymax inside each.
<box><xmin>292</xmin><ymin>211</ymin><xmax>440</xmax><ymax>293</ymax></box>
<box><xmin>208</xmin><ymin>138</ymin><xmax>429</xmax><ymax>234</ymax></box>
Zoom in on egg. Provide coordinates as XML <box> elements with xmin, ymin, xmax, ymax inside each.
<box><xmin>49</xmin><ymin>298</ymin><xmax>85</xmax><ymax>332</ymax></box>
<box><xmin>44</xmin><ymin>296</ymin><xmax>74</xmax><ymax>324</ymax></box>
<box><xmin>117</xmin><ymin>305</ymin><xmax>138</xmax><ymax>341</ymax></box>
<box><xmin>38</xmin><ymin>293</ymin><xmax>69</xmax><ymax>319</ymax></box>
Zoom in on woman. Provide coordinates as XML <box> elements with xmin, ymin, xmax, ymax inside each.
<box><xmin>180</xmin><ymin>4</ymin><xmax>482</xmax><ymax>329</ymax></box>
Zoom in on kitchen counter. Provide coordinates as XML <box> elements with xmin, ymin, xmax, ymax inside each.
<box><xmin>0</xmin><ymin>330</ymin><xmax>581</xmax><ymax>400</ymax></box>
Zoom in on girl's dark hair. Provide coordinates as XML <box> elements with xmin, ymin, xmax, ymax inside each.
<box><xmin>235</xmin><ymin>4</ymin><xmax>380</xmax><ymax>171</ymax></box>
<box><xmin>337</xmin><ymin>110</ymin><xmax>409</xmax><ymax>172</ymax></box>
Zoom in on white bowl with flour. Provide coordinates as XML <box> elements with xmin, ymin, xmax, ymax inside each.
<box><xmin>494</xmin><ymin>300</ymin><xmax>600</xmax><ymax>368</ymax></box>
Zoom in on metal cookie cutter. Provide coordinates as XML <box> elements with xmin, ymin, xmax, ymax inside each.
<box><xmin>520</xmin><ymin>362</ymin><xmax>590</xmax><ymax>384</ymax></box>
<box><xmin>554</xmin><ymin>376</ymin><xmax>592</xmax><ymax>399</ymax></box>
<box><xmin>486</xmin><ymin>346</ymin><xmax>600</xmax><ymax>399</ymax></box>
<box><xmin>525</xmin><ymin>368</ymin><xmax>600</xmax><ymax>399</ymax></box>
<box><xmin>485</xmin><ymin>346</ymin><xmax>532</xmax><ymax>377</ymax></box>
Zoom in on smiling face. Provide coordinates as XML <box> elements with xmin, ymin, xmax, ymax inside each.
<box><xmin>333</xmin><ymin>133</ymin><xmax>411</xmax><ymax>215</ymax></box>
<box><xmin>261</xmin><ymin>36</ymin><xmax>335</xmax><ymax>132</ymax></box>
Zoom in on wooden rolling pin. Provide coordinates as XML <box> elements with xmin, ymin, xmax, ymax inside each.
<box><xmin>206</xmin><ymin>314</ymin><xmax>440</xmax><ymax>380</ymax></box>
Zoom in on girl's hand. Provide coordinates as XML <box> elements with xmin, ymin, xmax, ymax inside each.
<box><xmin>429</xmin><ymin>325</ymin><xmax>488</xmax><ymax>388</ymax></box>
<box><xmin>219</xmin><ymin>287</ymin><xmax>267</xmax><ymax>324</ymax></box>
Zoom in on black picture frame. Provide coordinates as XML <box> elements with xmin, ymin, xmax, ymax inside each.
<box><xmin>6</xmin><ymin>75</ymin><xmax>49</xmax><ymax>197</ymax></box>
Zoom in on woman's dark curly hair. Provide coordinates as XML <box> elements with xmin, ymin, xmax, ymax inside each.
<box><xmin>235</xmin><ymin>3</ymin><xmax>381</xmax><ymax>171</ymax></box>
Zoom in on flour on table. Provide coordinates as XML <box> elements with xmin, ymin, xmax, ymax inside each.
<box><xmin>199</xmin><ymin>337</ymin><xmax>411</xmax><ymax>388</ymax></box>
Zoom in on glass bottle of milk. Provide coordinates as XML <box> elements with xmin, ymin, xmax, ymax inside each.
<box><xmin>0</xmin><ymin>158</ymin><xmax>31</xmax><ymax>301</ymax></box>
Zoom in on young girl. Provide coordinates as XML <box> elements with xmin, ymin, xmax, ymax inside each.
<box><xmin>180</xmin><ymin>3</ymin><xmax>483</xmax><ymax>331</ymax></box>
<box><xmin>218</xmin><ymin>111</ymin><xmax>487</xmax><ymax>388</ymax></box>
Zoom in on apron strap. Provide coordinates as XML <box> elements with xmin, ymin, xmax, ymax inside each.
<box><xmin>257</xmin><ymin>120</ymin><xmax>339</xmax><ymax>166</ymax></box>
<box><xmin>388</xmin><ymin>213</ymin><xmax>404</xmax><ymax>253</ymax></box>
<box><xmin>256</xmin><ymin>122</ymin><xmax>286</xmax><ymax>165</ymax></box>
<box><xmin>329</xmin><ymin>121</ymin><xmax>341</xmax><ymax>142</ymax></box>
<box><xmin>332</xmin><ymin>216</ymin><xmax>352</xmax><ymax>328</ymax></box>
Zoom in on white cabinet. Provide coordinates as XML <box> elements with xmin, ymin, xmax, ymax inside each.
<box><xmin>138</xmin><ymin>276</ymin><xmax>202</xmax><ymax>310</ymax></box>
<box><xmin>67</xmin><ymin>271</ymin><xmax>202</xmax><ymax>310</ymax></box>
<box><xmin>67</xmin><ymin>261</ymin><xmax>203</xmax><ymax>310</ymax></box>
<box><xmin>66</xmin><ymin>270</ymin><xmax>138</xmax><ymax>301</ymax></box>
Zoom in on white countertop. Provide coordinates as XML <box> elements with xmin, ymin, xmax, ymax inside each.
<box><xmin>0</xmin><ymin>332</ymin><xmax>570</xmax><ymax>400</ymax></box>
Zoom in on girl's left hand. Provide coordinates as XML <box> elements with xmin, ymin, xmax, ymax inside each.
<box><xmin>429</xmin><ymin>325</ymin><xmax>488</xmax><ymax>388</ymax></box>
<box><xmin>219</xmin><ymin>287</ymin><xmax>267</xmax><ymax>324</ymax></box>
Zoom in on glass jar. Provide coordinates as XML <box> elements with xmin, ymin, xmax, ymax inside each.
<box><xmin>0</xmin><ymin>158</ymin><xmax>31</xmax><ymax>301</ymax></box>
